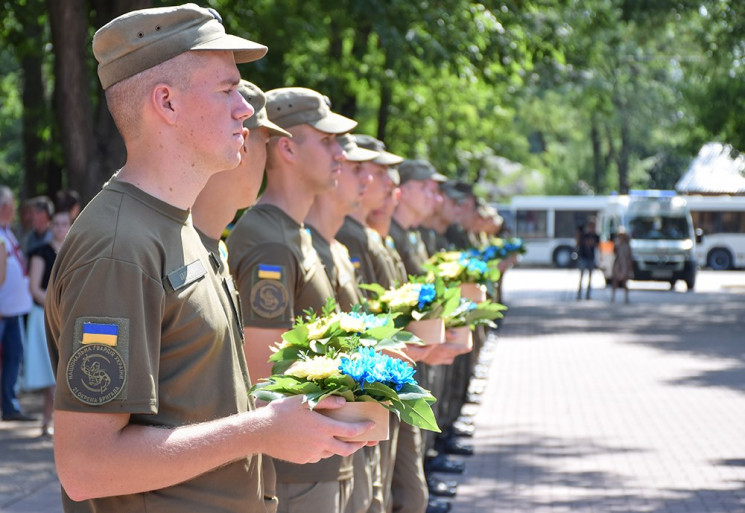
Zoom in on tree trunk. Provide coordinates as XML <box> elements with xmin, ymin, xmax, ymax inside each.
<box><xmin>20</xmin><ymin>44</ymin><xmax>52</xmax><ymax>198</ymax></box>
<box><xmin>590</xmin><ymin>115</ymin><xmax>603</xmax><ymax>193</ymax></box>
<box><xmin>617</xmin><ymin>116</ymin><xmax>631</xmax><ymax>194</ymax></box>
<box><xmin>48</xmin><ymin>0</ymin><xmax>96</xmax><ymax>202</ymax></box>
<box><xmin>377</xmin><ymin>46</ymin><xmax>394</xmax><ymax>142</ymax></box>
<box><xmin>48</xmin><ymin>0</ymin><xmax>149</xmax><ymax>205</ymax></box>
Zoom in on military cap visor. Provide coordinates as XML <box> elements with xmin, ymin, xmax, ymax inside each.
<box><xmin>94</xmin><ymin>4</ymin><xmax>267</xmax><ymax>89</ymax></box>
<box><xmin>238</xmin><ymin>80</ymin><xmax>292</xmax><ymax>138</ymax></box>
<box><xmin>265</xmin><ymin>87</ymin><xmax>357</xmax><ymax>134</ymax></box>
<box><xmin>354</xmin><ymin>134</ymin><xmax>405</xmax><ymax>166</ymax></box>
<box><xmin>337</xmin><ymin>134</ymin><xmax>380</xmax><ymax>162</ymax></box>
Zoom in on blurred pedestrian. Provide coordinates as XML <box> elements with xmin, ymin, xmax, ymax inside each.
<box><xmin>22</xmin><ymin>196</ymin><xmax>53</xmax><ymax>257</ymax></box>
<box><xmin>55</xmin><ymin>189</ymin><xmax>81</xmax><ymax>222</ymax></box>
<box><xmin>611</xmin><ymin>227</ymin><xmax>633</xmax><ymax>304</ymax></box>
<box><xmin>0</xmin><ymin>185</ymin><xmax>34</xmax><ymax>422</ymax></box>
<box><xmin>576</xmin><ymin>217</ymin><xmax>599</xmax><ymax>300</ymax></box>
<box><xmin>25</xmin><ymin>209</ymin><xmax>71</xmax><ymax>436</ymax></box>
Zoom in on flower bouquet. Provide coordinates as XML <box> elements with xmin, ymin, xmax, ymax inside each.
<box><xmin>250</xmin><ymin>347</ymin><xmax>440</xmax><ymax>437</ymax></box>
<box><xmin>445</xmin><ymin>298</ymin><xmax>507</xmax><ymax>330</ymax></box>
<box><xmin>424</xmin><ymin>251</ymin><xmax>501</xmax><ymax>287</ymax></box>
<box><xmin>424</xmin><ymin>251</ymin><xmax>501</xmax><ymax>303</ymax></box>
<box><xmin>471</xmin><ymin>237</ymin><xmax>526</xmax><ymax>261</ymax></box>
<box><xmin>269</xmin><ymin>299</ymin><xmax>420</xmax><ymax>375</ymax></box>
<box><xmin>360</xmin><ymin>277</ymin><xmax>460</xmax><ymax>344</ymax></box>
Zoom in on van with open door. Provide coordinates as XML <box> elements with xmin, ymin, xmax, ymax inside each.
<box><xmin>597</xmin><ymin>191</ymin><xmax>697</xmax><ymax>291</ymax></box>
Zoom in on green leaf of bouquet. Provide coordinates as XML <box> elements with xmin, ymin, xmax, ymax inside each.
<box><xmin>398</xmin><ymin>397</ymin><xmax>441</xmax><ymax>432</ymax></box>
<box><xmin>282</xmin><ymin>325</ymin><xmax>311</xmax><ymax>346</ymax></box>
<box><xmin>396</xmin><ymin>382</ymin><xmax>436</xmax><ymax>402</ymax></box>
<box><xmin>249</xmin><ymin>389</ymin><xmax>287</xmax><ymax>403</ymax></box>
<box><xmin>359</xmin><ymin>283</ymin><xmax>387</xmax><ymax>297</ymax></box>
<box><xmin>361</xmin><ymin>382</ymin><xmax>401</xmax><ymax>402</ymax></box>
<box><xmin>364</xmin><ymin>324</ymin><xmax>398</xmax><ymax>340</ymax></box>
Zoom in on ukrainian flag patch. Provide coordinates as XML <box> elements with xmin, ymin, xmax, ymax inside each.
<box><xmin>258</xmin><ymin>264</ymin><xmax>282</xmax><ymax>280</ymax></box>
<box><xmin>82</xmin><ymin>322</ymin><xmax>119</xmax><ymax>346</ymax></box>
<box><xmin>350</xmin><ymin>257</ymin><xmax>361</xmax><ymax>269</ymax></box>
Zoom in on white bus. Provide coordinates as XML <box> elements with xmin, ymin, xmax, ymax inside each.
<box><xmin>596</xmin><ymin>191</ymin><xmax>697</xmax><ymax>290</ymax></box>
<box><xmin>685</xmin><ymin>195</ymin><xmax>745</xmax><ymax>270</ymax></box>
<box><xmin>505</xmin><ymin>195</ymin><xmax>609</xmax><ymax>267</ymax></box>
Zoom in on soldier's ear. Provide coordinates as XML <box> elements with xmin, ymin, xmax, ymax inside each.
<box><xmin>276</xmin><ymin>136</ymin><xmax>296</xmax><ymax>161</ymax></box>
<box><xmin>150</xmin><ymin>83</ymin><xmax>178</xmax><ymax>125</ymax></box>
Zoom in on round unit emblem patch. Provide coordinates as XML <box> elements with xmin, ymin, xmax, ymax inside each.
<box><xmin>66</xmin><ymin>344</ymin><xmax>126</xmax><ymax>405</ymax></box>
<box><xmin>250</xmin><ymin>279</ymin><xmax>289</xmax><ymax>319</ymax></box>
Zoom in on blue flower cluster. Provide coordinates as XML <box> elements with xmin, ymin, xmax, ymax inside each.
<box><xmin>459</xmin><ymin>255</ymin><xmax>488</xmax><ymax>275</ymax></box>
<box><xmin>468</xmin><ymin>238</ymin><xmax>524</xmax><ymax>262</ymax></box>
<box><xmin>416</xmin><ymin>283</ymin><xmax>436</xmax><ymax>310</ymax></box>
<box><xmin>339</xmin><ymin>347</ymin><xmax>417</xmax><ymax>391</ymax></box>
<box><xmin>346</xmin><ymin>311</ymin><xmax>389</xmax><ymax>329</ymax></box>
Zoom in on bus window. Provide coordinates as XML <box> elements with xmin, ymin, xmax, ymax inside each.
<box><xmin>516</xmin><ymin>209</ymin><xmax>548</xmax><ymax>239</ymax></box>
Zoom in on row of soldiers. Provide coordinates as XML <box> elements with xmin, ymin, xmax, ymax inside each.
<box><xmin>43</xmin><ymin>4</ymin><xmax>512</xmax><ymax>513</ymax></box>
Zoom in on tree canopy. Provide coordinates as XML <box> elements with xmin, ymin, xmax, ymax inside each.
<box><xmin>0</xmin><ymin>1</ymin><xmax>740</xmax><ymax>205</ymax></box>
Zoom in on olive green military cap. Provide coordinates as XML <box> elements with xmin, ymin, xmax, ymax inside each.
<box><xmin>238</xmin><ymin>81</ymin><xmax>291</xmax><ymax>138</ymax></box>
<box><xmin>353</xmin><ymin>134</ymin><xmax>404</xmax><ymax>166</ymax></box>
<box><xmin>265</xmin><ymin>87</ymin><xmax>357</xmax><ymax>133</ymax></box>
<box><xmin>337</xmin><ymin>134</ymin><xmax>380</xmax><ymax>162</ymax></box>
<box><xmin>453</xmin><ymin>180</ymin><xmax>474</xmax><ymax>196</ymax></box>
<box><xmin>398</xmin><ymin>159</ymin><xmax>447</xmax><ymax>184</ymax></box>
<box><xmin>93</xmin><ymin>3</ymin><xmax>267</xmax><ymax>89</ymax></box>
<box><xmin>440</xmin><ymin>180</ymin><xmax>468</xmax><ymax>201</ymax></box>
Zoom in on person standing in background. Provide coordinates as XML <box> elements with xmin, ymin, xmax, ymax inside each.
<box><xmin>25</xmin><ymin>209</ymin><xmax>71</xmax><ymax>436</ymax></box>
<box><xmin>576</xmin><ymin>217</ymin><xmax>600</xmax><ymax>300</ymax></box>
<box><xmin>611</xmin><ymin>227</ymin><xmax>633</xmax><ymax>304</ymax></box>
<box><xmin>0</xmin><ymin>185</ymin><xmax>34</xmax><ymax>422</ymax></box>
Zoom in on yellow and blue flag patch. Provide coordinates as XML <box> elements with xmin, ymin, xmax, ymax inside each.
<box><xmin>82</xmin><ymin>322</ymin><xmax>119</xmax><ymax>346</ymax></box>
<box><xmin>350</xmin><ymin>257</ymin><xmax>361</xmax><ymax>269</ymax></box>
<box><xmin>258</xmin><ymin>264</ymin><xmax>282</xmax><ymax>280</ymax></box>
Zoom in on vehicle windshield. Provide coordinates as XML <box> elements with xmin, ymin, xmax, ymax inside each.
<box><xmin>629</xmin><ymin>216</ymin><xmax>690</xmax><ymax>240</ymax></box>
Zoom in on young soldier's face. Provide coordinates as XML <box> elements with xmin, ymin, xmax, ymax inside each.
<box><xmin>360</xmin><ymin>162</ymin><xmax>391</xmax><ymax>211</ymax></box>
<box><xmin>294</xmin><ymin>126</ymin><xmax>345</xmax><ymax>193</ymax></box>
<box><xmin>176</xmin><ymin>51</ymin><xmax>254</xmax><ymax>174</ymax></box>
<box><xmin>336</xmin><ymin>160</ymin><xmax>373</xmax><ymax>212</ymax></box>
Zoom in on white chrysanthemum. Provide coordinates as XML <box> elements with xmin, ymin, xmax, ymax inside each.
<box><xmin>285</xmin><ymin>356</ymin><xmax>342</xmax><ymax>381</ymax></box>
<box><xmin>438</xmin><ymin>261</ymin><xmax>463</xmax><ymax>279</ymax></box>
<box><xmin>381</xmin><ymin>283</ymin><xmax>420</xmax><ymax>309</ymax></box>
<box><xmin>440</xmin><ymin>251</ymin><xmax>462</xmax><ymax>262</ymax></box>
<box><xmin>339</xmin><ymin>313</ymin><xmax>367</xmax><ymax>333</ymax></box>
<box><xmin>306</xmin><ymin>314</ymin><xmax>339</xmax><ymax>340</ymax></box>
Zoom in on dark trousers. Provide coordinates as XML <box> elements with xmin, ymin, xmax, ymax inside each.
<box><xmin>1</xmin><ymin>315</ymin><xmax>24</xmax><ymax>416</ymax></box>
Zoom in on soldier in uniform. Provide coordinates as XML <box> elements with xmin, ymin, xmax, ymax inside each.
<box><xmin>45</xmin><ymin>6</ymin><xmax>369</xmax><ymax>513</ymax></box>
<box><xmin>227</xmin><ymin>87</ymin><xmax>369</xmax><ymax>513</ymax></box>
<box><xmin>305</xmin><ymin>134</ymin><xmax>377</xmax><ymax>311</ymax></box>
<box><xmin>389</xmin><ymin>160</ymin><xmax>446</xmax><ymax>277</ymax></box>
<box><xmin>305</xmin><ymin>134</ymin><xmax>383</xmax><ymax>513</ymax></box>
<box><xmin>192</xmin><ymin>80</ymin><xmax>291</xmax><ymax>513</ymax></box>
<box><xmin>418</xmin><ymin>181</ymin><xmax>470</xmax><ymax>256</ymax></box>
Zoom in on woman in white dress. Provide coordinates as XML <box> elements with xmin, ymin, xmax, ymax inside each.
<box><xmin>25</xmin><ymin>209</ymin><xmax>70</xmax><ymax>436</ymax></box>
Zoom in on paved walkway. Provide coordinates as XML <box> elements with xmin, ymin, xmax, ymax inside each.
<box><xmin>451</xmin><ymin>269</ymin><xmax>745</xmax><ymax>513</ymax></box>
<box><xmin>3</xmin><ymin>269</ymin><xmax>745</xmax><ymax>512</ymax></box>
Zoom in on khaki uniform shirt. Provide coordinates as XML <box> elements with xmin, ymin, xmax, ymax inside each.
<box><xmin>308</xmin><ymin>225</ymin><xmax>363</xmax><ymax>311</ymax></box>
<box><xmin>46</xmin><ymin>178</ymin><xmax>263</xmax><ymax>513</ymax></box>
<box><xmin>336</xmin><ymin>216</ymin><xmax>398</xmax><ymax>292</ymax></box>
<box><xmin>383</xmin><ymin>235</ymin><xmax>408</xmax><ymax>285</ymax></box>
<box><xmin>227</xmin><ymin>204</ymin><xmax>352</xmax><ymax>483</ymax></box>
<box><xmin>445</xmin><ymin>224</ymin><xmax>470</xmax><ymax>251</ymax></box>
<box><xmin>388</xmin><ymin>220</ymin><xmax>428</xmax><ymax>277</ymax></box>
<box><xmin>227</xmin><ymin>204</ymin><xmax>336</xmax><ymax>329</ymax></box>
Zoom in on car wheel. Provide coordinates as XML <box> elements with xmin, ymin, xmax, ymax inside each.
<box><xmin>707</xmin><ymin>248</ymin><xmax>732</xmax><ymax>271</ymax></box>
<box><xmin>553</xmin><ymin>246</ymin><xmax>575</xmax><ymax>268</ymax></box>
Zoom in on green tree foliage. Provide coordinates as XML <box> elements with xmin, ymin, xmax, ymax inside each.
<box><xmin>0</xmin><ymin>1</ymin><xmax>741</xmax><ymax>204</ymax></box>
